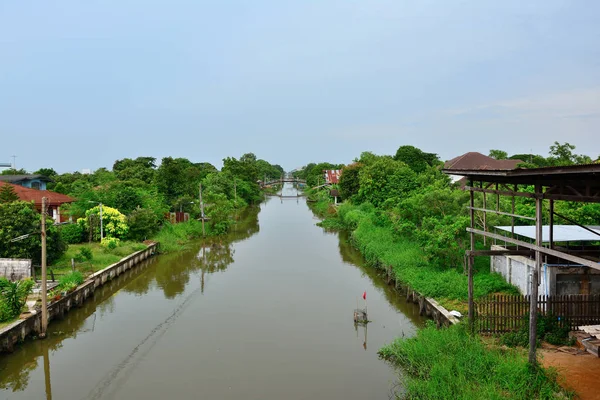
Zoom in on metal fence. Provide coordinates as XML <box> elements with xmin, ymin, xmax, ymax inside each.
<box><xmin>476</xmin><ymin>294</ymin><xmax>600</xmax><ymax>333</ymax></box>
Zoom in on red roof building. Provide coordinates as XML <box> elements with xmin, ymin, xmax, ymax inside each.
<box><xmin>324</xmin><ymin>170</ymin><xmax>342</xmax><ymax>184</ymax></box>
<box><xmin>0</xmin><ymin>181</ymin><xmax>74</xmax><ymax>222</ymax></box>
<box><xmin>444</xmin><ymin>152</ymin><xmax>522</xmax><ymax>171</ymax></box>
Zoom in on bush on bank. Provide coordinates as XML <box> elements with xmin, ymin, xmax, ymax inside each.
<box><xmin>379</xmin><ymin>323</ymin><xmax>572</xmax><ymax>400</ymax></box>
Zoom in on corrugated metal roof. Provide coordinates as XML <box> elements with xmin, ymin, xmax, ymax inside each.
<box><xmin>495</xmin><ymin>225</ymin><xmax>600</xmax><ymax>242</ymax></box>
<box><xmin>324</xmin><ymin>170</ymin><xmax>341</xmax><ymax>184</ymax></box>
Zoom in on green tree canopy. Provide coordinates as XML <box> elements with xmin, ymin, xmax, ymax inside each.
<box><xmin>0</xmin><ymin>201</ymin><xmax>66</xmax><ymax>264</ymax></box>
<box><xmin>0</xmin><ymin>184</ymin><xmax>19</xmax><ymax>203</ymax></box>
<box><xmin>393</xmin><ymin>145</ymin><xmax>439</xmax><ymax>173</ymax></box>
<box><xmin>488</xmin><ymin>150</ymin><xmax>508</xmax><ymax>160</ymax></box>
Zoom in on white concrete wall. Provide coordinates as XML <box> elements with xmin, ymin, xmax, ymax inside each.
<box><xmin>490</xmin><ymin>245</ymin><xmax>550</xmax><ymax>296</ymax></box>
<box><xmin>0</xmin><ymin>258</ymin><xmax>32</xmax><ymax>280</ymax></box>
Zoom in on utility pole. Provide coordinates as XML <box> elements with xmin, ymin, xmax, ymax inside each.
<box><xmin>199</xmin><ymin>183</ymin><xmax>205</xmax><ymax>237</ymax></box>
<box><xmin>99</xmin><ymin>203</ymin><xmax>103</xmax><ymax>241</ymax></box>
<box><xmin>41</xmin><ymin>197</ymin><xmax>48</xmax><ymax>339</ymax></box>
<box><xmin>11</xmin><ymin>155</ymin><xmax>16</xmax><ymax>170</ymax></box>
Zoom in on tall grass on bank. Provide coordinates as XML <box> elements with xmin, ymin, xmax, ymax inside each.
<box><xmin>317</xmin><ymin>202</ymin><xmax>517</xmax><ymax>310</ymax></box>
<box><xmin>152</xmin><ymin>220</ymin><xmax>214</xmax><ymax>253</ymax></box>
<box><xmin>51</xmin><ymin>242</ymin><xmax>147</xmax><ymax>274</ymax></box>
<box><xmin>379</xmin><ymin>323</ymin><xmax>571</xmax><ymax>400</ymax></box>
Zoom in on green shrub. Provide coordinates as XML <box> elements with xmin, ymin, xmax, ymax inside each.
<box><xmin>60</xmin><ymin>223</ymin><xmax>84</xmax><ymax>244</ymax></box>
<box><xmin>74</xmin><ymin>247</ymin><xmax>93</xmax><ymax>263</ymax></box>
<box><xmin>501</xmin><ymin>313</ymin><xmax>573</xmax><ymax>347</ymax></box>
<box><xmin>0</xmin><ymin>278</ymin><xmax>35</xmax><ymax>321</ymax></box>
<box><xmin>101</xmin><ymin>237</ymin><xmax>120</xmax><ymax>250</ymax></box>
<box><xmin>58</xmin><ymin>271</ymin><xmax>84</xmax><ymax>293</ymax></box>
<box><xmin>127</xmin><ymin>207</ymin><xmax>159</xmax><ymax>241</ymax></box>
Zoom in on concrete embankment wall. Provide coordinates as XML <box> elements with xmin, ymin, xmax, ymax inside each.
<box><xmin>0</xmin><ymin>243</ymin><xmax>157</xmax><ymax>353</ymax></box>
<box><xmin>381</xmin><ymin>264</ymin><xmax>461</xmax><ymax>327</ymax></box>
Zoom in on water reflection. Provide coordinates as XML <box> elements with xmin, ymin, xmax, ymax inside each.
<box><xmin>0</xmin><ymin>259</ymin><xmax>152</xmax><ymax>395</ymax></box>
<box><xmin>0</xmin><ymin>207</ymin><xmax>260</xmax><ymax>397</ymax></box>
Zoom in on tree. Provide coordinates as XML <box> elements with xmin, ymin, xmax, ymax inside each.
<box><xmin>0</xmin><ymin>184</ymin><xmax>19</xmax><ymax>203</ymax></box>
<box><xmin>33</xmin><ymin>168</ymin><xmax>57</xmax><ymax>178</ymax></box>
<box><xmin>548</xmin><ymin>141</ymin><xmax>577</xmax><ymax>166</ymax></box>
<box><xmin>394</xmin><ymin>145</ymin><xmax>439</xmax><ymax>173</ymax></box>
<box><xmin>1</xmin><ymin>168</ymin><xmax>28</xmax><ymax>175</ymax></box>
<box><xmin>356</xmin><ymin>156</ymin><xmax>418</xmax><ymax>208</ymax></box>
<box><xmin>127</xmin><ymin>207</ymin><xmax>159</xmax><ymax>241</ymax></box>
<box><xmin>0</xmin><ymin>201</ymin><xmax>66</xmax><ymax>264</ymax></box>
<box><xmin>113</xmin><ymin>157</ymin><xmax>157</xmax><ymax>184</ymax></box>
<box><xmin>488</xmin><ymin>150</ymin><xmax>508</xmax><ymax>160</ymax></box>
<box><xmin>338</xmin><ymin>163</ymin><xmax>362</xmax><ymax>200</ymax></box>
<box><xmin>78</xmin><ymin>205</ymin><xmax>128</xmax><ymax>240</ymax></box>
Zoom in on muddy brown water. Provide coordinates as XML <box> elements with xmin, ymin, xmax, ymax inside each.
<box><xmin>0</xmin><ymin>184</ymin><xmax>425</xmax><ymax>399</ymax></box>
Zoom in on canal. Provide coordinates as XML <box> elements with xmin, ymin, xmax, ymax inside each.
<box><xmin>0</xmin><ymin>184</ymin><xmax>424</xmax><ymax>400</ymax></box>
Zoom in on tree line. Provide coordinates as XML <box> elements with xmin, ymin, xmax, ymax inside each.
<box><xmin>0</xmin><ymin>153</ymin><xmax>283</xmax><ymax>263</ymax></box>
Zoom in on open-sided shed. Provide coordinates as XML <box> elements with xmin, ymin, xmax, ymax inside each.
<box><xmin>443</xmin><ymin>163</ymin><xmax>600</xmax><ymax>364</ymax></box>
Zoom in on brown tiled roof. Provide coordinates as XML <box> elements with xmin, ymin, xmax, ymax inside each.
<box><xmin>0</xmin><ymin>181</ymin><xmax>74</xmax><ymax>206</ymax></box>
<box><xmin>444</xmin><ymin>152</ymin><xmax>522</xmax><ymax>171</ymax></box>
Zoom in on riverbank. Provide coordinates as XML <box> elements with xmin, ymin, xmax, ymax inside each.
<box><xmin>308</xmin><ymin>194</ymin><xmax>516</xmax><ymax>312</ymax></box>
<box><xmin>307</xmin><ymin>193</ymin><xmax>571</xmax><ymax>399</ymax></box>
<box><xmin>152</xmin><ymin>205</ymin><xmax>260</xmax><ymax>253</ymax></box>
<box><xmin>0</xmin><ymin>243</ymin><xmax>157</xmax><ymax>353</ymax></box>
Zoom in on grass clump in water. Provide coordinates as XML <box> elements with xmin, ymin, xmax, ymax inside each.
<box><xmin>379</xmin><ymin>323</ymin><xmax>572</xmax><ymax>400</ymax></box>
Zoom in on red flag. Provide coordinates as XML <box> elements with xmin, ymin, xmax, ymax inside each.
<box><xmin>362</xmin><ymin>291</ymin><xmax>366</xmax><ymax>300</ymax></box>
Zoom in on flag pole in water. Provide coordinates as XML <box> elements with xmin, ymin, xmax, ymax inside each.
<box><xmin>363</xmin><ymin>290</ymin><xmax>367</xmax><ymax>314</ymax></box>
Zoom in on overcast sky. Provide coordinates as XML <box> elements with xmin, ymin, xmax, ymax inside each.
<box><xmin>1</xmin><ymin>1</ymin><xmax>599</xmax><ymax>173</ymax></box>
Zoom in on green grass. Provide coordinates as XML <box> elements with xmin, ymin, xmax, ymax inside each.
<box><xmin>350</xmin><ymin>216</ymin><xmax>516</xmax><ymax>311</ymax></box>
<box><xmin>379</xmin><ymin>323</ymin><xmax>571</xmax><ymax>400</ymax></box>
<box><xmin>317</xmin><ymin>203</ymin><xmax>518</xmax><ymax>312</ymax></box>
<box><xmin>151</xmin><ymin>220</ymin><xmax>214</xmax><ymax>253</ymax></box>
<box><xmin>51</xmin><ymin>241</ymin><xmax>147</xmax><ymax>275</ymax></box>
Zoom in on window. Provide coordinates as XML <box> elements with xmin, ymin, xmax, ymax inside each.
<box><xmin>31</xmin><ymin>181</ymin><xmax>41</xmax><ymax>190</ymax></box>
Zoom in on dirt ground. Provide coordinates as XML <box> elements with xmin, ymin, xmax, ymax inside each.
<box><xmin>540</xmin><ymin>346</ymin><xmax>600</xmax><ymax>400</ymax></box>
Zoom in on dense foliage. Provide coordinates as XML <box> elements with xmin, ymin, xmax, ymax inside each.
<box><xmin>0</xmin><ymin>201</ymin><xmax>66</xmax><ymax>264</ymax></box>
<box><xmin>307</xmin><ymin>142</ymin><xmax>599</xmax><ymax>306</ymax></box>
<box><xmin>0</xmin><ymin>278</ymin><xmax>35</xmax><ymax>322</ymax></box>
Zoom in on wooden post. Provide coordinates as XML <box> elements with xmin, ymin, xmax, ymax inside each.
<box><xmin>469</xmin><ymin>186</ymin><xmax>475</xmax><ymax>331</ymax></box>
<box><xmin>483</xmin><ymin>192</ymin><xmax>487</xmax><ymax>246</ymax></box>
<box><xmin>549</xmin><ymin>199</ymin><xmax>554</xmax><ymax>250</ymax></box>
<box><xmin>199</xmin><ymin>183</ymin><xmax>205</xmax><ymax>237</ymax></box>
<box><xmin>529</xmin><ymin>184</ymin><xmax>543</xmax><ymax>365</ymax></box>
<box><xmin>41</xmin><ymin>197</ymin><xmax>48</xmax><ymax>339</ymax></box>
<box><xmin>511</xmin><ymin>185</ymin><xmax>516</xmax><ymax>237</ymax></box>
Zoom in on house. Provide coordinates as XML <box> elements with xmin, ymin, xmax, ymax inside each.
<box><xmin>444</xmin><ymin>152</ymin><xmax>522</xmax><ymax>171</ymax></box>
<box><xmin>444</xmin><ymin>152</ymin><xmax>522</xmax><ymax>184</ymax></box>
<box><xmin>0</xmin><ymin>174</ymin><xmax>53</xmax><ymax>190</ymax></box>
<box><xmin>0</xmin><ymin>181</ymin><xmax>74</xmax><ymax>223</ymax></box>
<box><xmin>323</xmin><ymin>170</ymin><xmax>342</xmax><ymax>184</ymax></box>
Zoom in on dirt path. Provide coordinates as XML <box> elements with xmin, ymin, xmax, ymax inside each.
<box><xmin>540</xmin><ymin>347</ymin><xmax>600</xmax><ymax>400</ymax></box>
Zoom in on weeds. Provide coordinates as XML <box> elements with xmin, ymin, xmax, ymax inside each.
<box><xmin>380</xmin><ymin>323</ymin><xmax>572</xmax><ymax>399</ymax></box>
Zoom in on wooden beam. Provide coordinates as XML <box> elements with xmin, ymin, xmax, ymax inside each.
<box><xmin>466</xmin><ymin>228</ymin><xmax>600</xmax><ymax>270</ymax></box>
<box><xmin>466</xmin><ymin>250</ymin><xmax>534</xmax><ymax>257</ymax></box>
<box><xmin>465</xmin><ymin>186</ymin><xmax>536</xmax><ymax>199</ymax></box>
<box><xmin>467</xmin><ymin>206</ymin><xmax>536</xmax><ymax>221</ymax></box>
<box><xmin>530</xmin><ymin>184</ymin><xmax>542</xmax><ymax>366</ymax></box>
<box><xmin>468</xmin><ymin>189</ymin><xmax>475</xmax><ymax>331</ymax></box>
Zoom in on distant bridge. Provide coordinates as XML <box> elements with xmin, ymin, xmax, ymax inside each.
<box><xmin>262</xmin><ymin>177</ymin><xmax>306</xmax><ymax>187</ymax></box>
